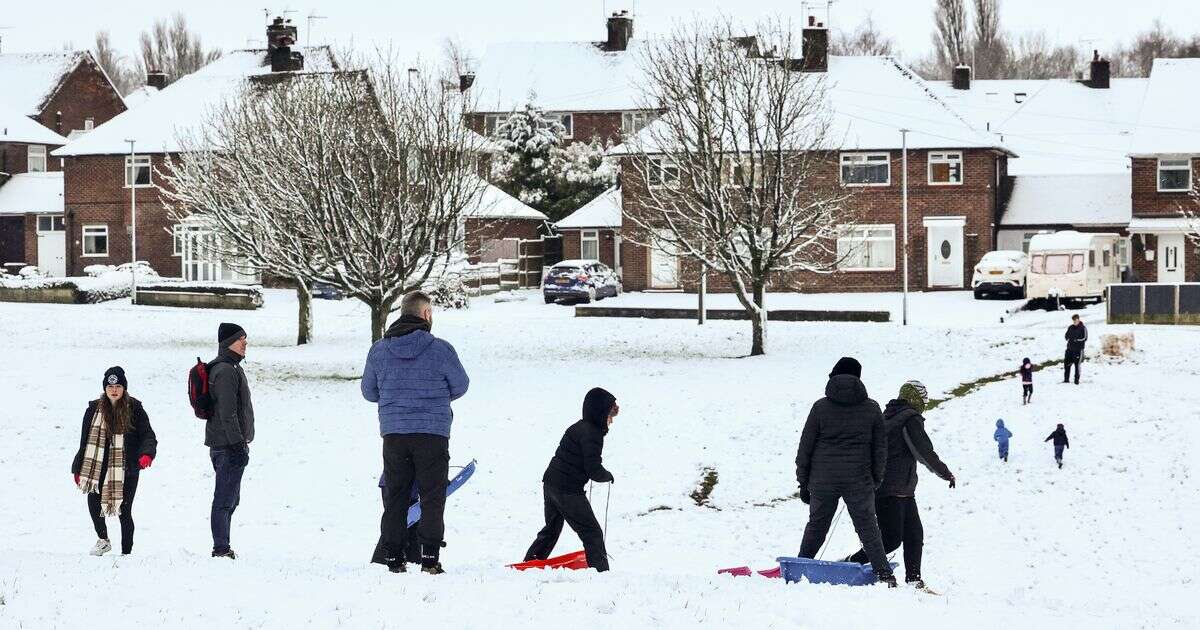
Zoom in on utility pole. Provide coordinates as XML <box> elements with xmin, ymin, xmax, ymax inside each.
<box><xmin>126</xmin><ymin>139</ymin><xmax>138</xmax><ymax>304</ymax></box>
<box><xmin>900</xmin><ymin>129</ymin><xmax>910</xmax><ymax>326</ymax></box>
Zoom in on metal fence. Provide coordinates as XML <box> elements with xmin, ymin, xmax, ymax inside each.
<box><xmin>1107</xmin><ymin>283</ymin><xmax>1200</xmax><ymax>324</ymax></box>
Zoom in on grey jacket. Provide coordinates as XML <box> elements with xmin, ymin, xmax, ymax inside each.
<box><xmin>206</xmin><ymin>350</ymin><xmax>255</xmax><ymax>448</ymax></box>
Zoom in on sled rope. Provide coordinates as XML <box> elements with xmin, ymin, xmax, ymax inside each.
<box><xmin>817</xmin><ymin>503</ymin><xmax>846</xmax><ymax>560</ymax></box>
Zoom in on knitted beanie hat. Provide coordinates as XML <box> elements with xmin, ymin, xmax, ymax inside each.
<box><xmin>899</xmin><ymin>380</ymin><xmax>928</xmax><ymax>412</ymax></box>
<box><xmin>103</xmin><ymin>366</ymin><xmax>128</xmax><ymax>390</ymax></box>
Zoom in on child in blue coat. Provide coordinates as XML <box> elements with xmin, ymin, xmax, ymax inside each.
<box><xmin>994</xmin><ymin>419</ymin><xmax>1013</xmax><ymax>462</ymax></box>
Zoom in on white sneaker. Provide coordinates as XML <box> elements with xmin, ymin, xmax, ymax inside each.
<box><xmin>89</xmin><ymin>539</ymin><xmax>112</xmax><ymax>556</ymax></box>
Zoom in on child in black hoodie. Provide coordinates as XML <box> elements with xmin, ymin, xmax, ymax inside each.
<box><xmin>523</xmin><ymin>387</ymin><xmax>618</xmax><ymax>572</ymax></box>
<box><xmin>1020</xmin><ymin>358</ymin><xmax>1034</xmax><ymax>405</ymax></box>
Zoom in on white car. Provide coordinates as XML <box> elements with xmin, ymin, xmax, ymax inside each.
<box><xmin>972</xmin><ymin>250</ymin><xmax>1029</xmax><ymax>299</ymax></box>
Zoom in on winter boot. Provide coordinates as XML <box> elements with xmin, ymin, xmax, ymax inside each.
<box><xmin>388</xmin><ymin>561</ymin><xmax>407</xmax><ymax>574</ymax></box>
<box><xmin>1057</xmin><ymin>459</ymin><xmax>1063</xmax><ymax>469</ymax></box>
<box><xmin>876</xmin><ymin>572</ymin><xmax>898</xmax><ymax>588</ymax></box>
<box><xmin>211</xmin><ymin>548</ymin><xmax>238</xmax><ymax>560</ymax></box>
<box><xmin>89</xmin><ymin>539</ymin><xmax>112</xmax><ymax>556</ymax></box>
<box><xmin>421</xmin><ymin>563</ymin><xmax>445</xmax><ymax>575</ymax></box>
<box><xmin>906</xmin><ymin>576</ymin><xmax>926</xmax><ymax>589</ymax></box>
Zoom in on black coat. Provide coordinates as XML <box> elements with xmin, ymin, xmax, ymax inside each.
<box><xmin>876</xmin><ymin>399</ymin><xmax>954</xmax><ymax>497</ymax></box>
<box><xmin>1065</xmin><ymin>322</ymin><xmax>1088</xmax><ymax>355</ymax></box>
<box><xmin>206</xmin><ymin>350</ymin><xmax>255</xmax><ymax>448</ymax></box>
<box><xmin>795</xmin><ymin>375</ymin><xmax>887</xmax><ymax>493</ymax></box>
<box><xmin>542</xmin><ymin>389</ymin><xmax>615</xmax><ymax>493</ymax></box>
<box><xmin>1045</xmin><ymin>428</ymin><xmax>1070</xmax><ymax>447</ymax></box>
<box><xmin>71</xmin><ymin>398</ymin><xmax>158</xmax><ymax>474</ymax></box>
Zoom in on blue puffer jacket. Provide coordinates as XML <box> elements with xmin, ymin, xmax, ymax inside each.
<box><xmin>361</xmin><ymin>320</ymin><xmax>469</xmax><ymax>438</ymax></box>
<box><xmin>994</xmin><ymin>419</ymin><xmax>1013</xmax><ymax>444</ymax></box>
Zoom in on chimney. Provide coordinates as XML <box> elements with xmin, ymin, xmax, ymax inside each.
<box><xmin>952</xmin><ymin>65</ymin><xmax>972</xmax><ymax>90</ymax></box>
<box><xmin>801</xmin><ymin>16</ymin><xmax>828</xmax><ymax>73</ymax></box>
<box><xmin>1086</xmin><ymin>50</ymin><xmax>1110</xmax><ymax>89</ymax></box>
<box><xmin>146</xmin><ymin>70</ymin><xmax>167</xmax><ymax>90</ymax></box>
<box><xmin>266</xmin><ymin>16</ymin><xmax>304</xmax><ymax>72</ymax></box>
<box><xmin>605</xmin><ymin>10</ymin><xmax>633</xmax><ymax>52</ymax></box>
<box><xmin>459</xmin><ymin>72</ymin><xmax>475</xmax><ymax>92</ymax></box>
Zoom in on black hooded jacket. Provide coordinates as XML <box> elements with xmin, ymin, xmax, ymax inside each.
<box><xmin>1045</xmin><ymin>427</ymin><xmax>1070</xmax><ymax>447</ymax></box>
<box><xmin>876</xmin><ymin>399</ymin><xmax>954</xmax><ymax>497</ymax></box>
<box><xmin>542</xmin><ymin>388</ymin><xmax>616</xmax><ymax>493</ymax></box>
<box><xmin>795</xmin><ymin>375</ymin><xmax>886</xmax><ymax>492</ymax></box>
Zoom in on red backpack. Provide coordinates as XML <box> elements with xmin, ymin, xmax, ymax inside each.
<box><xmin>188</xmin><ymin>358</ymin><xmax>215</xmax><ymax>420</ymax></box>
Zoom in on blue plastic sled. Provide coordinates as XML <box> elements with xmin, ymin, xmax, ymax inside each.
<box><xmin>407</xmin><ymin>459</ymin><xmax>477</xmax><ymax>527</ymax></box>
<box><xmin>776</xmin><ymin>557</ymin><xmax>897</xmax><ymax>586</ymax></box>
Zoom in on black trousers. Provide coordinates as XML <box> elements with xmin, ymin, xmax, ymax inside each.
<box><xmin>798</xmin><ymin>487</ymin><xmax>891</xmax><ymax>577</ymax></box>
<box><xmin>524</xmin><ymin>483</ymin><xmax>609</xmax><ymax>572</ymax></box>
<box><xmin>381</xmin><ymin>433</ymin><xmax>449</xmax><ymax>567</ymax></box>
<box><xmin>87</xmin><ymin>470</ymin><xmax>140</xmax><ymax>554</ymax></box>
<box><xmin>371</xmin><ymin>487</ymin><xmax>423</xmax><ymax>565</ymax></box>
<box><xmin>1063</xmin><ymin>350</ymin><xmax>1082</xmax><ymax>383</ymax></box>
<box><xmin>847</xmin><ymin>496</ymin><xmax>924</xmax><ymax>581</ymax></box>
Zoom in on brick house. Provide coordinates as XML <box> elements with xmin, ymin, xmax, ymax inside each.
<box><xmin>52</xmin><ymin>22</ymin><xmax>339</xmax><ymax>280</ymax></box>
<box><xmin>461</xmin><ymin>180</ymin><xmax>549</xmax><ymax>263</ymax></box>
<box><xmin>0</xmin><ymin>51</ymin><xmax>127</xmax><ymax>138</ymax></box>
<box><xmin>1126</xmin><ymin>58</ymin><xmax>1200</xmax><ymax>283</ymax></box>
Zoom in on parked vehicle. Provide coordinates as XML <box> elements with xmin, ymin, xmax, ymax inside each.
<box><xmin>972</xmin><ymin>250</ymin><xmax>1029</xmax><ymax>299</ymax></box>
<box><xmin>1026</xmin><ymin>231</ymin><xmax>1121</xmax><ymax>305</ymax></box>
<box><xmin>542</xmin><ymin>260</ymin><xmax>621</xmax><ymax>304</ymax></box>
<box><xmin>311</xmin><ymin>281</ymin><xmax>345</xmax><ymax>300</ymax></box>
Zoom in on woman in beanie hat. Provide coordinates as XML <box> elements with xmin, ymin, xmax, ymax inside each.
<box><xmin>71</xmin><ymin>367</ymin><xmax>158</xmax><ymax>556</ymax></box>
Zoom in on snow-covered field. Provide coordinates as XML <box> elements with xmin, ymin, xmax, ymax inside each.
<box><xmin>1</xmin><ymin>290</ymin><xmax>1195</xmax><ymax>629</ymax></box>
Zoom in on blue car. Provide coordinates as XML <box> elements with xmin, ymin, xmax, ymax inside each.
<box><xmin>543</xmin><ymin>260</ymin><xmax>621</xmax><ymax>304</ymax></box>
<box><xmin>311</xmin><ymin>281</ymin><xmax>345</xmax><ymax>300</ymax></box>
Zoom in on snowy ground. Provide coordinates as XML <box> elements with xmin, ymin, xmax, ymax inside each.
<box><xmin>1</xmin><ymin>290</ymin><xmax>1195</xmax><ymax>629</ymax></box>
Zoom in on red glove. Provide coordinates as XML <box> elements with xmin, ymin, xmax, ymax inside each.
<box><xmin>139</xmin><ymin>455</ymin><xmax>153</xmax><ymax>469</ymax></box>
<box><xmin>74</xmin><ymin>473</ymin><xmax>80</xmax><ymax>485</ymax></box>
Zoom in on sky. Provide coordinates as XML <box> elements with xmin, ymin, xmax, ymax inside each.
<box><xmin>1</xmin><ymin>0</ymin><xmax>1198</xmax><ymax>68</ymax></box>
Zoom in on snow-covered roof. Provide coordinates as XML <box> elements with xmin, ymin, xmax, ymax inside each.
<box><xmin>1029</xmin><ymin>230</ymin><xmax>1117</xmax><ymax>251</ymax></box>
<box><xmin>464</xmin><ymin>180</ymin><xmax>548</xmax><ymax>220</ymax></box>
<box><xmin>470</xmin><ymin>40</ymin><xmax>650</xmax><ymax>112</ymax></box>
<box><xmin>0</xmin><ymin>172</ymin><xmax>64</xmax><ymax>215</ymax></box>
<box><xmin>122</xmin><ymin>85</ymin><xmax>160</xmax><ymax>109</ymax></box>
<box><xmin>1129</xmin><ymin>58</ymin><xmax>1200</xmax><ymax>156</ymax></box>
<box><xmin>1002</xmin><ymin>174</ymin><xmax>1130</xmax><ymax>227</ymax></box>
<box><xmin>0</xmin><ymin>51</ymin><xmax>88</xmax><ymax>116</ymax></box>
<box><xmin>0</xmin><ymin>103</ymin><xmax>68</xmax><ymax>145</ymax></box>
<box><xmin>1126</xmin><ymin>216</ymin><xmax>1196</xmax><ymax>233</ymax></box>
<box><xmin>930</xmin><ymin>78</ymin><xmax>1147</xmax><ymax>176</ymax></box>
<box><xmin>556</xmin><ymin>185</ymin><xmax>621</xmax><ymax>229</ymax></box>
<box><xmin>553</xmin><ymin>259</ymin><xmax>602</xmax><ymax>267</ymax></box>
<box><xmin>53</xmin><ymin>47</ymin><xmax>338</xmax><ymax>157</ymax></box>
<box><xmin>614</xmin><ymin>56</ymin><xmax>1008</xmax><ymax>154</ymax></box>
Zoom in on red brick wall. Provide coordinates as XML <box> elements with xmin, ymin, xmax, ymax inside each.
<box><xmin>21</xmin><ymin>215</ymin><xmax>37</xmax><ymax>267</ymax></box>
<box><xmin>35</xmin><ymin>57</ymin><xmax>126</xmax><ymax>136</ymax></box>
<box><xmin>0</xmin><ymin>142</ymin><xmax>64</xmax><ymax>175</ymax></box>
<box><xmin>463</xmin><ymin>217</ymin><xmax>543</xmax><ymax>263</ymax></box>
<box><xmin>1131</xmin><ymin>157</ymin><xmax>1199</xmax><ymax>217</ymax></box>
<box><xmin>560</xmin><ymin>228</ymin><xmax>620</xmax><ymax>267</ymax></box>
<box><xmin>620</xmin><ymin>148</ymin><xmax>1002</xmax><ymax>293</ymax></box>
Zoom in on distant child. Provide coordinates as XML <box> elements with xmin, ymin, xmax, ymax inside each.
<box><xmin>1019</xmin><ymin>358</ymin><xmax>1034</xmax><ymax>405</ymax></box>
<box><xmin>1045</xmin><ymin>424</ymin><xmax>1070</xmax><ymax>469</ymax></box>
<box><xmin>994</xmin><ymin>419</ymin><xmax>1013</xmax><ymax>462</ymax></box>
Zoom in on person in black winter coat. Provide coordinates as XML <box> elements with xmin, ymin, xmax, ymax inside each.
<box><xmin>841</xmin><ymin>381</ymin><xmax>955</xmax><ymax>589</ymax></box>
<box><xmin>71</xmin><ymin>367</ymin><xmax>157</xmax><ymax>556</ymax></box>
<box><xmin>207</xmin><ymin>323</ymin><xmax>254</xmax><ymax>560</ymax></box>
<box><xmin>1064</xmin><ymin>315</ymin><xmax>1087</xmax><ymax>384</ymax></box>
<box><xmin>795</xmin><ymin>357</ymin><xmax>896</xmax><ymax>586</ymax></box>
<box><xmin>524</xmin><ymin>388</ymin><xmax>618</xmax><ymax>572</ymax></box>
<box><xmin>1045</xmin><ymin>424</ymin><xmax>1070</xmax><ymax>469</ymax></box>
<box><xmin>1020</xmin><ymin>358</ymin><xmax>1034</xmax><ymax>405</ymax></box>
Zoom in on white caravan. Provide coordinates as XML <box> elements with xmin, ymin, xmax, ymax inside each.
<box><xmin>1027</xmin><ymin>231</ymin><xmax>1121</xmax><ymax>303</ymax></box>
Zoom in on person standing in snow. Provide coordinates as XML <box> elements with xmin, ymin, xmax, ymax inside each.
<box><xmin>207</xmin><ymin>322</ymin><xmax>255</xmax><ymax>560</ymax></box>
<box><xmin>370</xmin><ymin>474</ymin><xmax>422</xmax><ymax>567</ymax></box>
<box><xmin>523</xmin><ymin>387</ymin><xmax>618</xmax><ymax>572</ymax></box>
<box><xmin>795</xmin><ymin>357</ymin><xmax>897</xmax><ymax>587</ymax></box>
<box><xmin>1045</xmin><ymin>424</ymin><xmax>1070</xmax><ymax>469</ymax></box>
<box><xmin>840</xmin><ymin>381</ymin><xmax>955</xmax><ymax>590</ymax></box>
<box><xmin>1063</xmin><ymin>315</ymin><xmax>1087</xmax><ymax>385</ymax></box>
<box><xmin>363</xmin><ymin>290</ymin><xmax>469</xmax><ymax>575</ymax></box>
<box><xmin>1019</xmin><ymin>358</ymin><xmax>1034</xmax><ymax>405</ymax></box>
<box><xmin>994</xmin><ymin>419</ymin><xmax>1013</xmax><ymax>462</ymax></box>
<box><xmin>72</xmin><ymin>367</ymin><xmax>157</xmax><ymax>556</ymax></box>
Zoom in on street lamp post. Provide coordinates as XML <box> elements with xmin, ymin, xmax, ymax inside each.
<box><xmin>125</xmin><ymin>139</ymin><xmax>137</xmax><ymax>304</ymax></box>
<box><xmin>900</xmin><ymin>129</ymin><xmax>910</xmax><ymax>326</ymax></box>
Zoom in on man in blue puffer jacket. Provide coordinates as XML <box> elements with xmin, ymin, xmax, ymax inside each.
<box><xmin>362</xmin><ymin>290</ymin><xmax>469</xmax><ymax>575</ymax></box>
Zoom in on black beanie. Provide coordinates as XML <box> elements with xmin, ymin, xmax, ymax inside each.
<box><xmin>829</xmin><ymin>357</ymin><xmax>862</xmax><ymax>378</ymax></box>
<box><xmin>218</xmin><ymin>322</ymin><xmax>246</xmax><ymax>348</ymax></box>
<box><xmin>103</xmin><ymin>366</ymin><xmax>128</xmax><ymax>390</ymax></box>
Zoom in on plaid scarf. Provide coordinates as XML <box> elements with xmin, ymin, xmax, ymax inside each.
<box><xmin>77</xmin><ymin>407</ymin><xmax>125</xmax><ymax>516</ymax></box>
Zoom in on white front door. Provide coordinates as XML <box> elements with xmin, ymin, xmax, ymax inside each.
<box><xmin>925</xmin><ymin>218</ymin><xmax>965</xmax><ymax>288</ymax></box>
<box><xmin>35</xmin><ymin>214</ymin><xmax>66</xmax><ymax>276</ymax></box>
<box><xmin>649</xmin><ymin>230</ymin><xmax>679</xmax><ymax>288</ymax></box>
<box><xmin>1158</xmin><ymin>233</ymin><xmax>1185</xmax><ymax>283</ymax></box>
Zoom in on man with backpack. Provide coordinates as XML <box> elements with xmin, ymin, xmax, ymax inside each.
<box><xmin>204</xmin><ymin>322</ymin><xmax>254</xmax><ymax>559</ymax></box>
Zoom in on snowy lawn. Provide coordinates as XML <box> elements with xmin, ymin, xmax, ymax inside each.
<box><xmin>0</xmin><ymin>290</ymin><xmax>1195</xmax><ymax>628</ymax></box>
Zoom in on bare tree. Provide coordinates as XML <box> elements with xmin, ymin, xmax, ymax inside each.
<box><xmin>135</xmin><ymin>13</ymin><xmax>222</xmax><ymax>86</ymax></box>
<box><xmin>831</xmin><ymin>15</ymin><xmax>896</xmax><ymax>56</ymax></box>
<box><xmin>1007</xmin><ymin>31</ymin><xmax>1080</xmax><ymax>79</ymax></box>
<box><xmin>972</xmin><ymin>0</ymin><xmax>1007</xmax><ymax>79</ymax></box>
<box><xmin>932</xmin><ymin>0</ymin><xmax>971</xmax><ymax>78</ymax></box>
<box><xmin>93</xmin><ymin>31</ymin><xmax>139</xmax><ymax>95</ymax></box>
<box><xmin>161</xmin><ymin>55</ymin><xmax>491</xmax><ymax>343</ymax></box>
<box><xmin>624</xmin><ymin>18</ymin><xmax>854</xmax><ymax>356</ymax></box>
<box><xmin>1114</xmin><ymin>19</ymin><xmax>1181</xmax><ymax>77</ymax></box>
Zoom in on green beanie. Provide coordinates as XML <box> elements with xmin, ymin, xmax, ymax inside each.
<box><xmin>899</xmin><ymin>380</ymin><xmax>928</xmax><ymax>412</ymax></box>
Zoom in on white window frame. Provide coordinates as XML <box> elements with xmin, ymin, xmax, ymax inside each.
<box><xmin>484</xmin><ymin>114</ymin><xmax>505</xmax><ymax>137</ymax></box>
<box><xmin>84</xmin><ymin>118</ymin><xmax>94</xmax><ymax>131</ymax></box>
<box><xmin>27</xmin><ymin>145</ymin><xmax>47</xmax><ymax>173</ymax></box>
<box><xmin>621</xmin><ymin>111</ymin><xmax>654</xmax><ymax>136</ymax></box>
<box><xmin>580</xmin><ymin>230</ymin><xmax>600</xmax><ymax>261</ymax></box>
<box><xmin>840</xmin><ymin>152</ymin><xmax>891</xmax><ymax>187</ymax></box>
<box><xmin>1157</xmin><ymin>157</ymin><xmax>1192</xmax><ymax>193</ymax></box>
<box><xmin>647</xmin><ymin>157</ymin><xmax>680</xmax><ymax>189</ymax></box>
<box><xmin>125</xmin><ymin>155</ymin><xmax>152</xmax><ymax>188</ymax></box>
<box><xmin>927</xmin><ymin>151</ymin><xmax>963</xmax><ymax>186</ymax></box>
<box><xmin>82</xmin><ymin>225</ymin><xmax>109</xmax><ymax>257</ymax></box>
<box><xmin>836</xmin><ymin>224</ymin><xmax>896</xmax><ymax>272</ymax></box>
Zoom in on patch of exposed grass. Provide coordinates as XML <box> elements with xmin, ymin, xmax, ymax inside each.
<box><xmin>690</xmin><ymin>467</ymin><xmax>719</xmax><ymax>509</ymax></box>
<box><xmin>926</xmin><ymin>357</ymin><xmax>1063</xmax><ymax>411</ymax></box>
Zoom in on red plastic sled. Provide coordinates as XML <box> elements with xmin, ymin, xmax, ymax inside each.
<box><xmin>718</xmin><ymin>565</ymin><xmax>782</xmax><ymax>578</ymax></box>
<box><xmin>508</xmin><ymin>550</ymin><xmax>589</xmax><ymax>571</ymax></box>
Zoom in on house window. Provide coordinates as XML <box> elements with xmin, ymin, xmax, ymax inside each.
<box><xmin>647</xmin><ymin>157</ymin><xmax>680</xmax><ymax>188</ymax></box>
<box><xmin>1014</xmin><ymin>92</ymin><xmax>1027</xmax><ymax>103</ymax></box>
<box><xmin>621</xmin><ymin>111</ymin><xmax>654</xmax><ymax>135</ymax></box>
<box><xmin>1088</xmin><ymin>250</ymin><xmax>1096</xmax><ymax>268</ymax></box>
<box><xmin>1157</xmin><ymin>158</ymin><xmax>1191</xmax><ymax>192</ymax></box>
<box><xmin>82</xmin><ymin>225</ymin><xmax>109</xmax><ymax>257</ymax></box>
<box><xmin>1116</xmin><ymin>239</ymin><xmax>1131</xmax><ymax>267</ymax></box>
<box><xmin>837</xmin><ymin>224</ymin><xmax>896</xmax><ymax>271</ymax></box>
<box><xmin>484</xmin><ymin>114</ymin><xmax>507</xmax><ymax>137</ymax></box>
<box><xmin>125</xmin><ymin>156</ymin><xmax>152</xmax><ymax>187</ymax></box>
<box><xmin>928</xmin><ymin>151</ymin><xmax>963</xmax><ymax>185</ymax></box>
<box><xmin>27</xmin><ymin>145</ymin><xmax>47</xmax><ymax>172</ymax></box>
<box><xmin>37</xmin><ymin>215</ymin><xmax>65</xmax><ymax>232</ymax></box>
<box><xmin>724</xmin><ymin>156</ymin><xmax>765</xmax><ymax>188</ymax></box>
<box><xmin>840</xmin><ymin>153</ymin><xmax>890</xmax><ymax>186</ymax></box>
<box><xmin>84</xmin><ymin>118</ymin><xmax>94</xmax><ymax>131</ymax></box>
<box><xmin>552</xmin><ymin>113</ymin><xmax>574</xmax><ymax>139</ymax></box>
<box><xmin>581</xmin><ymin>230</ymin><xmax>600</xmax><ymax>261</ymax></box>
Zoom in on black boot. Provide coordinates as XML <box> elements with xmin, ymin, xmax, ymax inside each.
<box><xmin>388</xmin><ymin>560</ymin><xmax>407</xmax><ymax>573</ymax></box>
<box><xmin>877</xmin><ymin>572</ymin><xmax>898</xmax><ymax>588</ymax></box>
